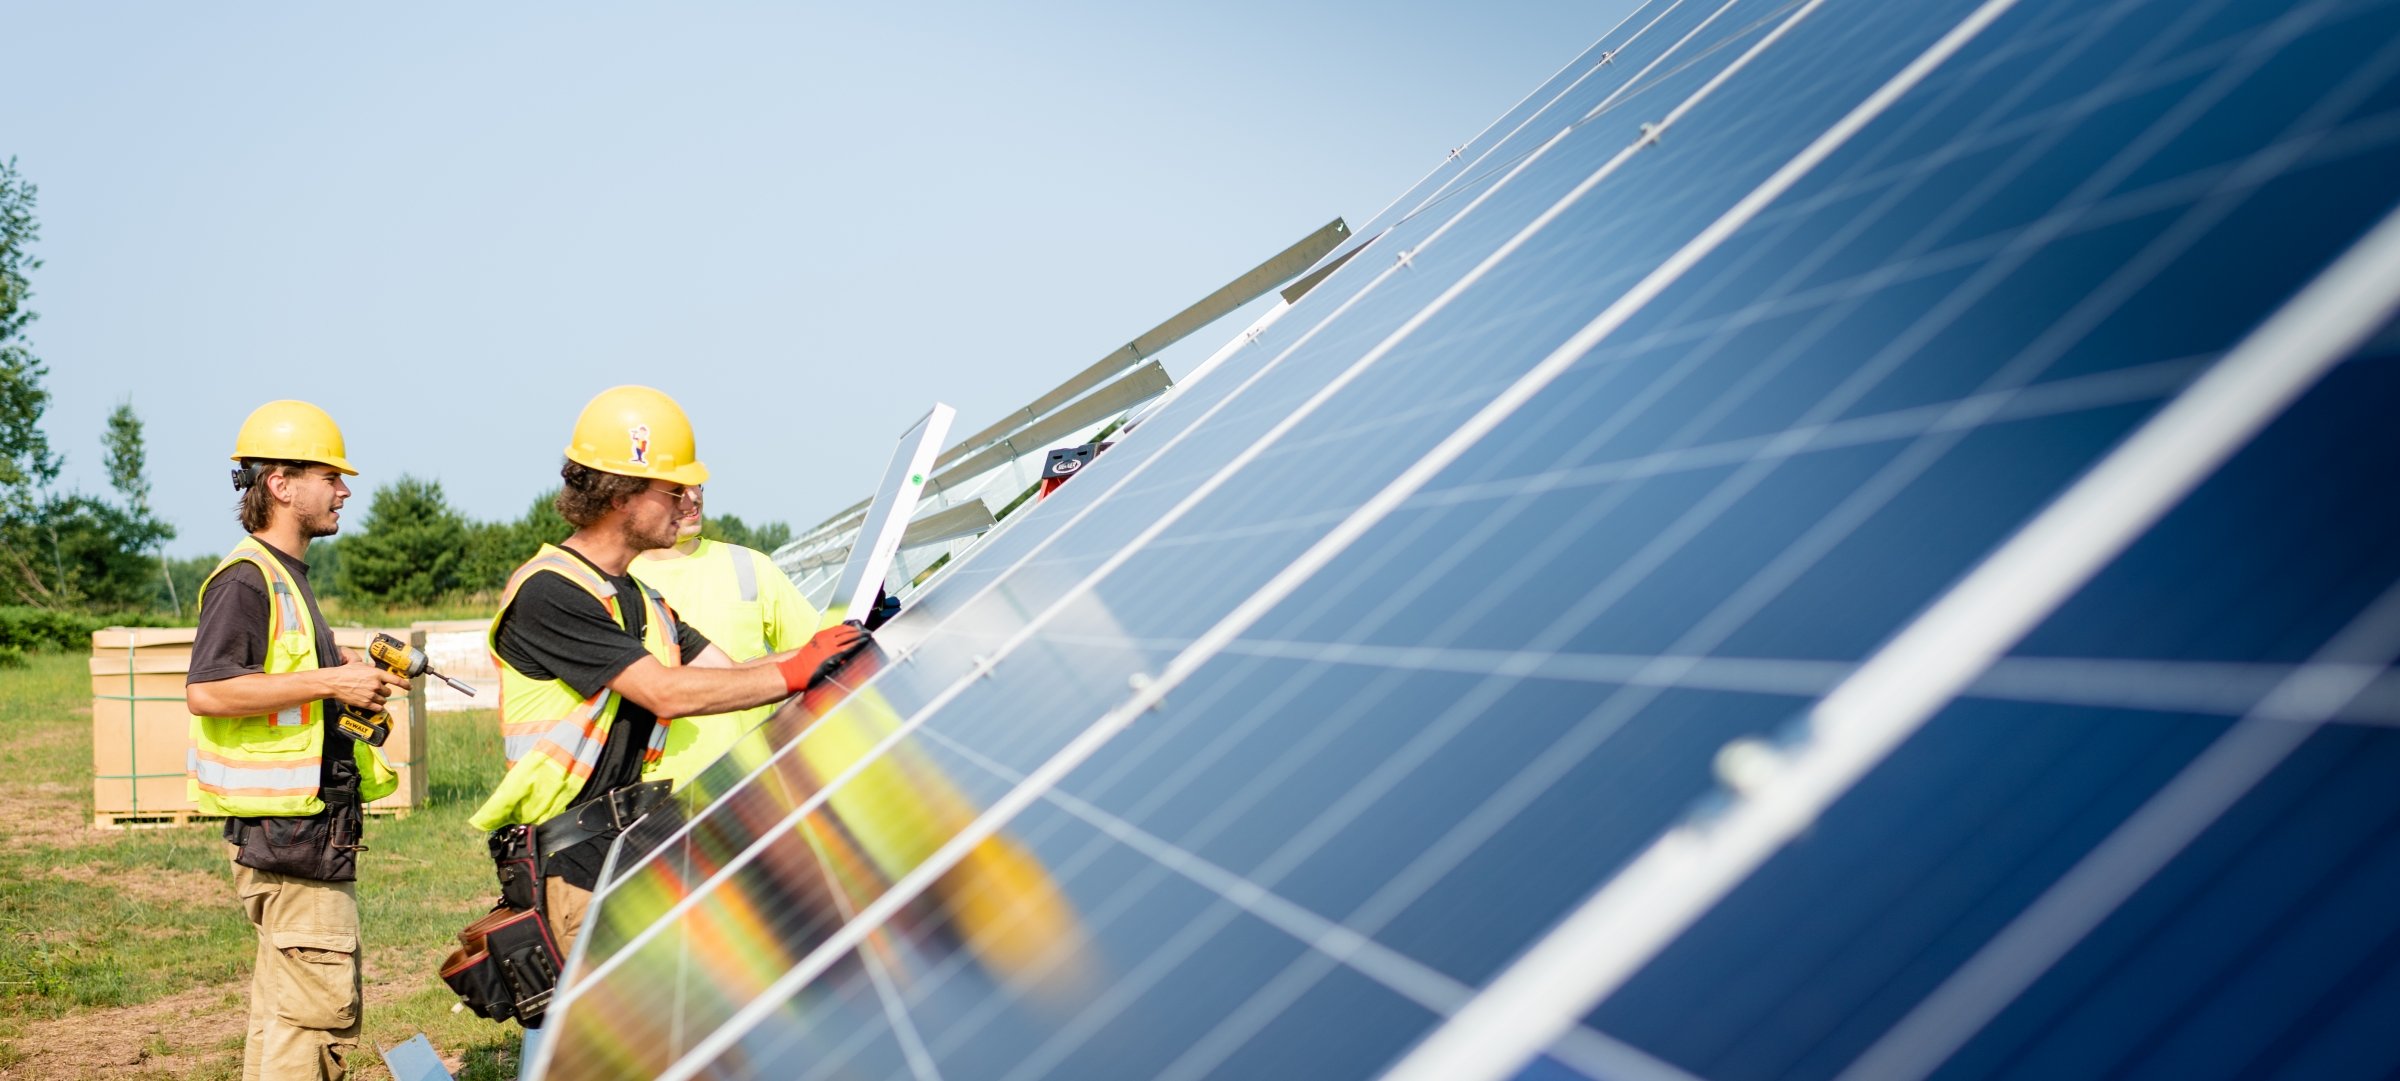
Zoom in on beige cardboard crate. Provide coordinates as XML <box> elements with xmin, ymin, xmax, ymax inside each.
<box><xmin>411</xmin><ymin>618</ymin><xmax>496</xmax><ymax>713</ymax></box>
<box><xmin>90</xmin><ymin>626</ymin><xmax>430</xmax><ymax>829</ymax></box>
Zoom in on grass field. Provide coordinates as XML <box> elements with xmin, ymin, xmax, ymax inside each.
<box><xmin>0</xmin><ymin>651</ymin><xmax>533</xmax><ymax>1079</ymax></box>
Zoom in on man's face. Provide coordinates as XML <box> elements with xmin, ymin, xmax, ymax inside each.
<box><xmin>621</xmin><ymin>481</ymin><xmax>696</xmax><ymax>552</ymax></box>
<box><xmin>284</xmin><ymin>467</ymin><xmax>349</xmax><ymax>538</ymax></box>
<box><xmin>675</xmin><ymin>485</ymin><xmax>704</xmax><ymax>542</ymax></box>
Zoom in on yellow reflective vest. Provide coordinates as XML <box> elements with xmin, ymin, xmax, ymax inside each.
<box><xmin>186</xmin><ymin>536</ymin><xmax>398</xmax><ymax>817</ymax></box>
<box><xmin>630</xmin><ymin>538</ymin><xmax>820</xmax><ymax>787</ymax></box>
<box><xmin>469</xmin><ymin>545</ymin><xmax>683</xmax><ymax>832</ymax></box>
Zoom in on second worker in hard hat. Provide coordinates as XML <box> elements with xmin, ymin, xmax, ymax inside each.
<box><xmin>629</xmin><ymin>481</ymin><xmax>826</xmax><ymax>790</ymax></box>
<box><xmin>185</xmin><ymin>400</ymin><xmax>410</xmax><ymax>1081</ymax></box>
<box><xmin>466</xmin><ymin>385</ymin><xmax>869</xmax><ymax>971</ymax></box>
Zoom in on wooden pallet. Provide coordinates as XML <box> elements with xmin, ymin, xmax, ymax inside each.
<box><xmin>93</xmin><ymin>804</ymin><xmax>418</xmax><ymax>831</ymax></box>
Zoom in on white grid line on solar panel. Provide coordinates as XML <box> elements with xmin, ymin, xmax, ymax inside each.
<box><xmin>1388</xmin><ymin>0</ymin><xmax>1850</xmax><ymax>242</ymax></box>
<box><xmin>1352</xmin><ymin>0</ymin><xmax>1663</xmax><ymax>240</ymax></box>
<box><xmin>648</xmin><ymin>0</ymin><xmax>2024</xmax><ymax>1071</ymax></box>
<box><xmin>1046</xmin><ymin>638</ymin><xmax>2400</xmax><ymax>727</ymax></box>
<box><xmin>1381</xmin><ymin>84</ymin><xmax>2400</xmax><ymax>1081</ymax></box>
<box><xmin>1364</xmin><ymin>0</ymin><xmax>1768</xmax><ymax>242</ymax></box>
<box><xmin>570</xmin><ymin>0</ymin><xmax>1802</xmax><ymax>941</ymax></box>
<box><xmin>1832</xmin><ymin>575</ymin><xmax>2400</xmax><ymax>1081</ymax></box>
<box><xmin>895</xmin><ymin>723</ymin><xmax>1707</xmax><ymax>1081</ymax></box>
<box><xmin>1133</xmin><ymin>355</ymin><xmax>2199</xmax><ymax>552</ymax></box>
<box><xmin>791</xmin><ymin>822</ymin><xmax>945</xmax><ymax>1081</ymax></box>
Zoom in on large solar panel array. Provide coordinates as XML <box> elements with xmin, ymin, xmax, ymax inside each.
<box><xmin>535</xmin><ymin>0</ymin><xmax>2400</xmax><ymax>1077</ymax></box>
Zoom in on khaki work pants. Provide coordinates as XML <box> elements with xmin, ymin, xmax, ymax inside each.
<box><xmin>544</xmin><ymin>876</ymin><xmax>594</xmax><ymax>966</ymax></box>
<box><xmin>233</xmin><ymin>862</ymin><xmax>362</xmax><ymax>1081</ymax></box>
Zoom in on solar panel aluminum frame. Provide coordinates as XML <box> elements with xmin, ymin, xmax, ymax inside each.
<box><xmin>828</xmin><ymin>403</ymin><xmax>954</xmax><ymax>624</ymax></box>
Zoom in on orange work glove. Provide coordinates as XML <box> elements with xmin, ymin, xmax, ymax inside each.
<box><xmin>777</xmin><ymin>624</ymin><xmax>871</xmax><ymax>693</ymax></box>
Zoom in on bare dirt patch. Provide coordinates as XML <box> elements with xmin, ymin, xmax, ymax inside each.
<box><xmin>39</xmin><ymin>868</ymin><xmax>222</xmax><ymax>913</ymax></box>
<box><xmin>0</xmin><ymin>974</ymin><xmax>458</xmax><ymax>1081</ymax></box>
<box><xmin>0</xmin><ymin>785</ymin><xmax>89</xmax><ymax>855</ymax></box>
<box><xmin>0</xmin><ymin>981</ymin><xmax>244</xmax><ymax>1079</ymax></box>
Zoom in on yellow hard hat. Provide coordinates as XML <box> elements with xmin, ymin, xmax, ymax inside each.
<box><xmin>229</xmin><ymin>400</ymin><xmax>357</xmax><ymax>475</ymax></box>
<box><xmin>565</xmin><ymin>385</ymin><xmax>709</xmax><ymax>485</ymax></box>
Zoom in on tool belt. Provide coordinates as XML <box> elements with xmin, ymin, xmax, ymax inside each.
<box><xmin>442</xmin><ymin>780</ymin><xmax>672</xmax><ymax>1028</ymax></box>
<box><xmin>533</xmin><ymin>779</ymin><xmax>674</xmax><ymax>865</ymax></box>
<box><xmin>226</xmin><ymin>787</ymin><xmax>366</xmax><ymax>883</ymax></box>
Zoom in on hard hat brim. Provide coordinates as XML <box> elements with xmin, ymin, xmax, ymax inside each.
<box><xmin>227</xmin><ymin>451</ymin><xmax>359</xmax><ymax>476</ymax></box>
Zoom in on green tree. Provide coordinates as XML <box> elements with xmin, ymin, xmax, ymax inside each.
<box><xmin>35</xmin><ymin>494</ymin><xmax>173</xmax><ymax>608</ymax></box>
<box><xmin>306</xmin><ymin>537</ymin><xmax>343</xmax><ymax>599</ymax></box>
<box><xmin>457</xmin><ymin>487</ymin><xmax>570</xmax><ymax>594</ymax></box>
<box><xmin>0</xmin><ymin>158</ymin><xmax>62</xmax><ymax>605</ymax></box>
<box><xmin>155</xmin><ymin>553</ymin><xmax>220</xmax><ymax>618</ymax></box>
<box><xmin>336</xmin><ymin>475</ymin><xmax>467</xmax><ymax>605</ymax></box>
<box><xmin>100</xmin><ymin>401</ymin><xmax>178</xmax><ymax>611</ymax></box>
<box><xmin>704</xmin><ymin>513</ymin><xmax>792</xmax><ymax>554</ymax></box>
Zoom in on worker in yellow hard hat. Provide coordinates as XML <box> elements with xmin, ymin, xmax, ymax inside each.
<box><xmin>459</xmin><ymin>386</ymin><xmax>870</xmax><ymax>1026</ymax></box>
<box><xmin>184</xmin><ymin>400</ymin><xmax>409</xmax><ymax>1081</ymax></box>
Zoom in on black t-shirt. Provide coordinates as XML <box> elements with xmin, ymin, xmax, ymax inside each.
<box><xmin>493</xmin><ymin>544</ymin><xmax>709</xmax><ymax>888</ymax></box>
<box><xmin>186</xmin><ymin>542</ymin><xmax>360</xmax><ymax>814</ymax></box>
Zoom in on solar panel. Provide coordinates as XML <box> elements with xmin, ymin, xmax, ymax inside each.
<box><xmin>533</xmin><ymin>0</ymin><xmax>2400</xmax><ymax>1077</ymax></box>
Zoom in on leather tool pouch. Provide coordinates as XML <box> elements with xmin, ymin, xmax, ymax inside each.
<box><xmin>488</xmin><ymin>824</ymin><xmax>544</xmax><ymax>914</ymax></box>
<box><xmin>440</xmin><ymin>905</ymin><xmax>563</xmax><ymax>1027</ymax></box>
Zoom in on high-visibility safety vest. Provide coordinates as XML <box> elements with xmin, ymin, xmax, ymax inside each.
<box><xmin>630</xmin><ymin>538</ymin><xmax>820</xmax><ymax>787</ymax></box>
<box><xmin>186</xmin><ymin>536</ymin><xmax>398</xmax><ymax>817</ymax></box>
<box><xmin>468</xmin><ymin>544</ymin><xmax>683</xmax><ymax>832</ymax></box>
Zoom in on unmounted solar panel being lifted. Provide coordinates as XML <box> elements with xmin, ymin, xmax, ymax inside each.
<box><xmin>535</xmin><ymin>0</ymin><xmax>2400</xmax><ymax>1078</ymax></box>
<box><xmin>827</xmin><ymin>403</ymin><xmax>955</xmax><ymax>624</ymax></box>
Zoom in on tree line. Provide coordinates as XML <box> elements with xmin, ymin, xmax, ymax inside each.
<box><xmin>0</xmin><ymin>157</ymin><xmax>789</xmax><ymax>626</ymax></box>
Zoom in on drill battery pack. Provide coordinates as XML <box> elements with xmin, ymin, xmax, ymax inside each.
<box><xmin>334</xmin><ymin>709</ymin><xmax>391</xmax><ymax>747</ymax></box>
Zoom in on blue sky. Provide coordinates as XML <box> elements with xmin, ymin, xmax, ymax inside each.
<box><xmin>8</xmin><ymin>2</ymin><xmax>1630</xmax><ymax>556</ymax></box>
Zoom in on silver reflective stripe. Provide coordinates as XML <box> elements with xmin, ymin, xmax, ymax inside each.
<box><xmin>731</xmin><ymin>546</ymin><xmax>758</xmax><ymax>603</ymax></box>
<box><xmin>267</xmin><ymin>578</ymin><xmax>302</xmax><ymax>631</ymax></box>
<box><xmin>531</xmin><ymin>695</ymin><xmax>613</xmax><ymax>773</ymax></box>
<box><xmin>509</xmin><ymin>692</ymin><xmax>611</xmax><ymax>768</ymax></box>
<box><xmin>538</xmin><ymin>716</ymin><xmax>606</xmax><ymax>772</ymax></box>
<box><xmin>503</xmin><ymin>731</ymin><xmax>545</xmax><ymax>765</ymax></box>
<box><xmin>259</xmin><ymin>558</ymin><xmax>309</xmax><ymax>726</ymax></box>
<box><xmin>192</xmin><ymin>755</ymin><xmax>321</xmax><ymax>794</ymax></box>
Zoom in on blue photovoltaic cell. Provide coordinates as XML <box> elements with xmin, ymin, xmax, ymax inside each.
<box><xmin>537</xmin><ymin>0</ymin><xmax>2400</xmax><ymax>1078</ymax></box>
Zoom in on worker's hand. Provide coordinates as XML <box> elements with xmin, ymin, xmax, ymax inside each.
<box><xmin>777</xmin><ymin>624</ymin><xmax>871</xmax><ymax>693</ymax></box>
<box><xmin>322</xmin><ymin>659</ymin><xmax>409</xmax><ymax>712</ymax></box>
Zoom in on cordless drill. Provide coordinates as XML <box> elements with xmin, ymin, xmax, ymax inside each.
<box><xmin>334</xmin><ymin>633</ymin><xmax>478</xmax><ymax>747</ymax></box>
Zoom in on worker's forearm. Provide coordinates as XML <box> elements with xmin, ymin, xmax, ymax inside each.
<box><xmin>617</xmin><ymin>662</ymin><xmax>790</xmax><ymax>718</ymax></box>
<box><xmin>185</xmin><ymin>670</ymin><xmax>334</xmax><ymax>718</ymax></box>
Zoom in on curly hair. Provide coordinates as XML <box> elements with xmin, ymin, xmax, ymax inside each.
<box><xmin>556</xmin><ymin>460</ymin><xmax>650</xmax><ymax>527</ymax></box>
<box><xmin>234</xmin><ymin>460</ymin><xmax>314</xmax><ymax>533</ymax></box>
